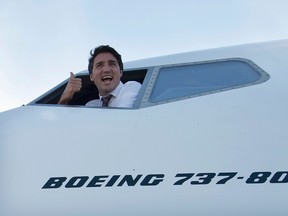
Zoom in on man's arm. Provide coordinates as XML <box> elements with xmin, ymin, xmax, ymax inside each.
<box><xmin>58</xmin><ymin>72</ymin><xmax>82</xmax><ymax>104</ymax></box>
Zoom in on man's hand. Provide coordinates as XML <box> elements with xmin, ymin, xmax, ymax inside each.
<box><xmin>58</xmin><ymin>72</ymin><xmax>82</xmax><ymax>104</ymax></box>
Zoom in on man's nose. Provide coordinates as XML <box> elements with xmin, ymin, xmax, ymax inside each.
<box><xmin>103</xmin><ymin>63</ymin><xmax>111</xmax><ymax>72</ymax></box>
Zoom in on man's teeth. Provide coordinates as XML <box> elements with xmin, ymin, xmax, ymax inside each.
<box><xmin>102</xmin><ymin>76</ymin><xmax>112</xmax><ymax>81</ymax></box>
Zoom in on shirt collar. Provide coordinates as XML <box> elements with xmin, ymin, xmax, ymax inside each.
<box><xmin>99</xmin><ymin>81</ymin><xmax>123</xmax><ymax>99</ymax></box>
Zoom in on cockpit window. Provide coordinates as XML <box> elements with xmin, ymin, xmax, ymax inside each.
<box><xmin>147</xmin><ymin>58</ymin><xmax>269</xmax><ymax>104</ymax></box>
<box><xmin>28</xmin><ymin>58</ymin><xmax>269</xmax><ymax>109</ymax></box>
<box><xmin>29</xmin><ymin>69</ymin><xmax>147</xmax><ymax>107</ymax></box>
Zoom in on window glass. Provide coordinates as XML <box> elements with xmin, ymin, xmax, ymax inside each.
<box><xmin>150</xmin><ymin>60</ymin><xmax>262</xmax><ymax>102</ymax></box>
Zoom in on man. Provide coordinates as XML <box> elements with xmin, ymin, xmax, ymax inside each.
<box><xmin>58</xmin><ymin>45</ymin><xmax>141</xmax><ymax>107</ymax></box>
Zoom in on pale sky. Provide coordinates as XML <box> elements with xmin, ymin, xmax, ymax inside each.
<box><xmin>1</xmin><ymin>0</ymin><xmax>288</xmax><ymax>112</ymax></box>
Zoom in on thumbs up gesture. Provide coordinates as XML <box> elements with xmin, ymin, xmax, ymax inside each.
<box><xmin>58</xmin><ymin>72</ymin><xmax>82</xmax><ymax>104</ymax></box>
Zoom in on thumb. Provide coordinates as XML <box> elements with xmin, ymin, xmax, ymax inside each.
<box><xmin>70</xmin><ymin>72</ymin><xmax>75</xmax><ymax>79</ymax></box>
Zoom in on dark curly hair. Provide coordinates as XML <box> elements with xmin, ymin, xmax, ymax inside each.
<box><xmin>88</xmin><ymin>45</ymin><xmax>123</xmax><ymax>75</ymax></box>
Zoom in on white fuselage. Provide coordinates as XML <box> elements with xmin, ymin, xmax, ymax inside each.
<box><xmin>0</xmin><ymin>39</ymin><xmax>287</xmax><ymax>216</ymax></box>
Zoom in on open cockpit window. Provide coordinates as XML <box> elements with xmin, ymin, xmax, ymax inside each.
<box><xmin>29</xmin><ymin>69</ymin><xmax>148</xmax><ymax>107</ymax></box>
<box><xmin>141</xmin><ymin>58</ymin><xmax>270</xmax><ymax>107</ymax></box>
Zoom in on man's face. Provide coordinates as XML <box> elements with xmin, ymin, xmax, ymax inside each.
<box><xmin>90</xmin><ymin>52</ymin><xmax>123</xmax><ymax>96</ymax></box>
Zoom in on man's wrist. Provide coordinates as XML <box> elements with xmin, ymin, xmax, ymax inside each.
<box><xmin>58</xmin><ymin>96</ymin><xmax>70</xmax><ymax>104</ymax></box>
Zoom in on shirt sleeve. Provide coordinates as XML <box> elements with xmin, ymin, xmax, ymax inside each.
<box><xmin>115</xmin><ymin>81</ymin><xmax>141</xmax><ymax>108</ymax></box>
<box><xmin>86</xmin><ymin>99</ymin><xmax>101</xmax><ymax>107</ymax></box>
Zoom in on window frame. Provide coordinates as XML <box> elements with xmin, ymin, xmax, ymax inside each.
<box><xmin>139</xmin><ymin>58</ymin><xmax>270</xmax><ymax>108</ymax></box>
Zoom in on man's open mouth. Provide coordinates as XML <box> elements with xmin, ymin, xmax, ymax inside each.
<box><xmin>102</xmin><ymin>75</ymin><xmax>113</xmax><ymax>82</ymax></box>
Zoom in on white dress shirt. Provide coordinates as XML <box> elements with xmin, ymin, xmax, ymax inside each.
<box><xmin>85</xmin><ymin>81</ymin><xmax>141</xmax><ymax>108</ymax></box>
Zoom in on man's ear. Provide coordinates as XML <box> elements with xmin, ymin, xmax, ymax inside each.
<box><xmin>90</xmin><ymin>74</ymin><xmax>94</xmax><ymax>81</ymax></box>
<box><xmin>120</xmin><ymin>70</ymin><xmax>123</xmax><ymax>77</ymax></box>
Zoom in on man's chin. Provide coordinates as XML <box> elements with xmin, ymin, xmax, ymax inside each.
<box><xmin>99</xmin><ymin>87</ymin><xmax>114</xmax><ymax>96</ymax></box>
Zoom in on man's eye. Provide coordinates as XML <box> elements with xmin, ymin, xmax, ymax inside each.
<box><xmin>110</xmin><ymin>61</ymin><xmax>117</xmax><ymax>66</ymax></box>
<box><xmin>95</xmin><ymin>64</ymin><xmax>102</xmax><ymax>68</ymax></box>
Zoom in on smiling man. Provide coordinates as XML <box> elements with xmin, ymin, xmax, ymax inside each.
<box><xmin>58</xmin><ymin>45</ymin><xmax>141</xmax><ymax>108</ymax></box>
